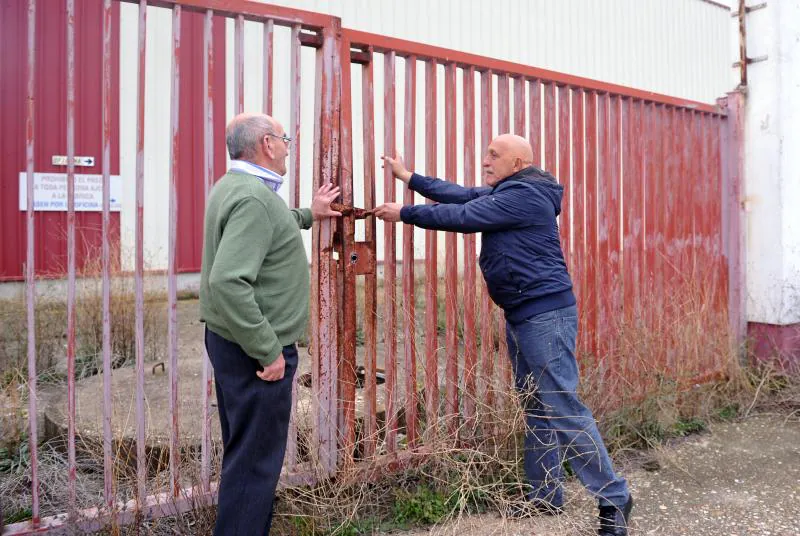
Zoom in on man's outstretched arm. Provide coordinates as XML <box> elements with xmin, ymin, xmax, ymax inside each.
<box><xmin>382</xmin><ymin>154</ymin><xmax>491</xmax><ymax>205</ymax></box>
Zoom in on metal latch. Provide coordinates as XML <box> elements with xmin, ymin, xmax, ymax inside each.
<box><xmin>330</xmin><ymin>203</ymin><xmax>375</xmax><ymax>219</ymax></box>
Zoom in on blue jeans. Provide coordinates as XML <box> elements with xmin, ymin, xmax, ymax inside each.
<box><xmin>505</xmin><ymin>304</ymin><xmax>629</xmax><ymax>508</ymax></box>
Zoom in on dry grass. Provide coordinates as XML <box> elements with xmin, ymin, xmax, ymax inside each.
<box><xmin>2</xmin><ymin>263</ymin><xmax>799</xmax><ymax>533</ymax></box>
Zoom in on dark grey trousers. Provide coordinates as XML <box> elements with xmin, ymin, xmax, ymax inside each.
<box><xmin>205</xmin><ymin>327</ymin><xmax>297</xmax><ymax>536</ymax></box>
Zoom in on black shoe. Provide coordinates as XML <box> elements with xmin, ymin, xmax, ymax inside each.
<box><xmin>598</xmin><ymin>495</ymin><xmax>633</xmax><ymax>535</ymax></box>
<box><xmin>506</xmin><ymin>498</ymin><xmax>564</xmax><ymax>519</ymax></box>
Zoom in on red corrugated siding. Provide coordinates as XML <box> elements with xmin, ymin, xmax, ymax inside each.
<box><xmin>176</xmin><ymin>9</ymin><xmax>227</xmax><ymax>273</ymax></box>
<box><xmin>0</xmin><ymin>0</ymin><xmax>121</xmax><ymax>281</ymax></box>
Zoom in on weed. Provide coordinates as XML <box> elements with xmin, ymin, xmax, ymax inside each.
<box><xmin>673</xmin><ymin>417</ymin><xmax>707</xmax><ymax>436</ymax></box>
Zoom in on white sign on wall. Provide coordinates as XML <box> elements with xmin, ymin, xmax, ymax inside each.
<box><xmin>19</xmin><ymin>172</ymin><xmax>122</xmax><ymax>212</ymax></box>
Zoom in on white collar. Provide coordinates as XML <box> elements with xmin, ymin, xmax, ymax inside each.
<box><xmin>229</xmin><ymin>160</ymin><xmax>284</xmax><ymax>192</ymax></box>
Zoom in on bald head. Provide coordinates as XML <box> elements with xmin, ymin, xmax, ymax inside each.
<box><xmin>493</xmin><ymin>134</ymin><xmax>534</xmax><ymax>164</ymax></box>
<box><xmin>482</xmin><ymin>133</ymin><xmax>535</xmax><ymax>186</ymax></box>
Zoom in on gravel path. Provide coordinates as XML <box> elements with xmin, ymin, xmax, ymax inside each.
<box><xmin>392</xmin><ymin>413</ymin><xmax>800</xmax><ymax>536</ymax></box>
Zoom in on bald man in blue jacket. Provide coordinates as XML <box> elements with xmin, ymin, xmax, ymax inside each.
<box><xmin>375</xmin><ymin>134</ymin><xmax>633</xmax><ymax>536</ymax></box>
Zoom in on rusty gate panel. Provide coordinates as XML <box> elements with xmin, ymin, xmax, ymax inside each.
<box><xmin>339</xmin><ymin>27</ymin><xmax>731</xmax><ymax>467</ymax></box>
<box><xmin>6</xmin><ymin>1</ymin><xmax>341</xmax><ymax>534</ymax></box>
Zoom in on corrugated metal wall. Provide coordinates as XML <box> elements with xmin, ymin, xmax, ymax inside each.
<box><xmin>264</xmin><ymin>0</ymin><xmax>735</xmax><ymax>104</ymax></box>
<box><xmin>0</xmin><ymin>0</ymin><xmax>121</xmax><ymax>281</ymax></box>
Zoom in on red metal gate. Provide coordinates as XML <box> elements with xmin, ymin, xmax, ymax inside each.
<box><xmin>3</xmin><ymin>1</ymin><xmax>744</xmax><ymax>534</ymax></box>
<box><xmin>335</xmin><ymin>29</ymin><xmax>743</xmax><ymax>465</ymax></box>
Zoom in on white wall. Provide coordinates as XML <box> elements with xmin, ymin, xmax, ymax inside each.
<box><xmin>263</xmin><ymin>0</ymin><xmax>734</xmax><ymax>104</ymax></box>
<box><xmin>120</xmin><ymin>3</ymin><xmax>173</xmax><ymax>271</ymax></box>
<box><xmin>743</xmin><ymin>1</ymin><xmax>800</xmax><ymax>325</ymax></box>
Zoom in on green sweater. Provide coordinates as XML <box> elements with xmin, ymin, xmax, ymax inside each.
<box><xmin>200</xmin><ymin>170</ymin><xmax>313</xmax><ymax>366</ymax></box>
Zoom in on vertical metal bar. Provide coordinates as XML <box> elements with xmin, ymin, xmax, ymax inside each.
<box><xmin>479</xmin><ymin>70</ymin><xmax>495</xmax><ymax>412</ymax></box>
<box><xmin>338</xmin><ymin>33</ymin><xmax>357</xmax><ymax>463</ymax></box>
<box><xmin>24</xmin><ymin>0</ymin><xmax>39</xmax><ymax>525</ymax></box>
<box><xmin>513</xmin><ymin>76</ymin><xmax>525</xmax><ymax>136</ymax></box>
<box><xmin>101</xmin><ymin>0</ymin><xmax>114</xmax><ymax>511</ymax></box>
<box><xmin>584</xmin><ymin>92</ymin><xmax>599</xmax><ymax>357</ymax></box>
<box><xmin>699</xmin><ymin>113</ymin><xmax>712</xmax><ymax>306</ymax></box>
<box><xmin>610</xmin><ymin>95</ymin><xmax>622</xmax><ymax>327</ymax></box>
<box><xmin>262</xmin><ymin>19</ymin><xmax>274</xmax><ymax>115</ymax></box>
<box><xmin>286</xmin><ymin>26</ymin><xmax>302</xmax><ymax>468</ymax></box>
<box><xmin>362</xmin><ymin>48</ymin><xmax>378</xmax><ymax>457</ymax></box>
<box><xmin>167</xmin><ymin>4</ymin><xmax>182</xmax><ymax>497</ymax></box>
<box><xmin>200</xmin><ymin>8</ymin><xmax>214</xmax><ymax>492</ymax></box>
<box><xmin>604</xmin><ymin>96</ymin><xmax>622</xmax><ymax>363</ymax></box>
<box><xmin>691</xmin><ymin>112</ymin><xmax>702</xmax><ymax>291</ymax></box>
<box><xmin>623</xmin><ymin>99</ymin><xmax>644</xmax><ymax>328</ymax></box>
<box><xmin>637</xmin><ymin>102</ymin><xmax>647</xmax><ymax>332</ymax></box>
<box><xmin>644</xmin><ymin>103</ymin><xmax>658</xmax><ymax>335</ymax></box>
<box><xmin>709</xmin><ymin>114</ymin><xmax>723</xmax><ymax>316</ymax></box>
<box><xmin>621</xmin><ymin>98</ymin><xmax>631</xmax><ymax>323</ymax></box>
<box><xmin>495</xmin><ymin>74</ymin><xmax>511</xmax><ymax>396</ymax></box>
<box><xmin>498</xmin><ymin>74</ymin><xmax>509</xmax><ymax>133</ymax></box>
<box><xmin>674</xmin><ymin>110</ymin><xmax>685</xmax><ymax>286</ymax></box>
<box><xmin>444</xmin><ymin>62</ymin><xmax>459</xmax><ymax>435</ymax></box>
<box><xmin>662</xmin><ymin>107</ymin><xmax>677</xmax><ymax>371</ymax></box>
<box><xmin>620</xmin><ymin>98</ymin><xmax>634</xmax><ymax>389</ymax></box>
<box><xmin>654</xmin><ymin>105</ymin><xmax>667</xmax><ymax>351</ymax></box>
<box><xmin>691</xmin><ymin>111</ymin><xmax>704</xmax><ymax>375</ymax></box>
<box><xmin>403</xmin><ymin>55</ymin><xmax>419</xmax><ymax>447</ymax></box>
<box><xmin>529</xmin><ymin>79</ymin><xmax>541</xmax><ymax>166</ymax></box>
<box><xmin>571</xmin><ymin>89</ymin><xmax>586</xmax><ymax>356</ymax></box>
<box><xmin>234</xmin><ymin>14</ymin><xmax>244</xmax><ymax>115</ymax></box>
<box><xmin>311</xmin><ymin>24</ymin><xmax>339</xmax><ymax>476</ymax></box>
<box><xmin>423</xmin><ymin>59</ymin><xmax>438</xmax><ymax>439</ymax></box>
<box><xmin>596</xmin><ymin>93</ymin><xmax>610</xmax><ymax>362</ymax></box>
<box><xmin>558</xmin><ymin>85</ymin><xmax>571</xmax><ymax>266</ymax></box>
<box><xmin>681</xmin><ymin>110</ymin><xmax>692</xmax><ymax>282</ymax></box>
<box><xmin>462</xmin><ymin>66</ymin><xmax>477</xmax><ymax>427</ymax></box>
<box><xmin>544</xmin><ymin>83</ymin><xmax>556</xmax><ymax>173</ymax></box>
<box><xmin>384</xmin><ymin>50</ymin><xmax>398</xmax><ymax>454</ymax></box>
<box><xmin>290</xmin><ymin>24</ymin><xmax>301</xmax><ymax>209</ymax></box>
<box><xmin>134</xmin><ymin>0</ymin><xmax>148</xmax><ymax>504</ymax></box>
<box><xmin>328</xmin><ymin>22</ymin><xmax>343</xmax><ymax>474</ymax></box>
<box><xmin>721</xmin><ymin>94</ymin><xmax>746</xmax><ymax>352</ymax></box>
<box><xmin>65</xmin><ymin>0</ymin><xmax>77</xmax><ymax>513</ymax></box>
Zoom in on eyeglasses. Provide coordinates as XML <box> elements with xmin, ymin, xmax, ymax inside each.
<box><xmin>265</xmin><ymin>132</ymin><xmax>293</xmax><ymax>145</ymax></box>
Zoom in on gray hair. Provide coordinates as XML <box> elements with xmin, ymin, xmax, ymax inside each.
<box><xmin>226</xmin><ymin>115</ymin><xmax>274</xmax><ymax>160</ymax></box>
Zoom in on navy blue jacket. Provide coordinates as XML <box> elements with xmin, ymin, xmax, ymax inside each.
<box><xmin>400</xmin><ymin>166</ymin><xmax>575</xmax><ymax>324</ymax></box>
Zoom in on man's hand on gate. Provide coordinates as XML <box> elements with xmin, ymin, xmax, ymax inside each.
<box><xmin>374</xmin><ymin>202</ymin><xmax>403</xmax><ymax>223</ymax></box>
<box><xmin>311</xmin><ymin>183</ymin><xmax>343</xmax><ymax>219</ymax></box>
<box><xmin>381</xmin><ymin>154</ymin><xmax>413</xmax><ymax>184</ymax></box>
<box><xmin>256</xmin><ymin>354</ymin><xmax>285</xmax><ymax>382</ymax></box>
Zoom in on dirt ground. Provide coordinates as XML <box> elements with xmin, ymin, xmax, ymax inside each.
<box><xmin>390</xmin><ymin>413</ymin><xmax>800</xmax><ymax>536</ymax></box>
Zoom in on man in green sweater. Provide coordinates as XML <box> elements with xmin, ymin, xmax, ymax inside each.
<box><xmin>200</xmin><ymin>113</ymin><xmax>340</xmax><ymax>535</ymax></box>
